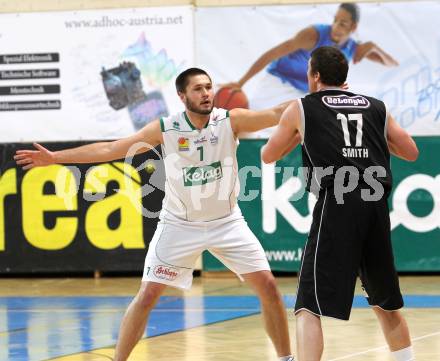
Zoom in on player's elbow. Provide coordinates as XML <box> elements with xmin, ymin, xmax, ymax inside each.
<box><xmin>261</xmin><ymin>151</ymin><xmax>273</xmax><ymax>164</ymax></box>
<box><xmin>404</xmin><ymin>137</ymin><xmax>419</xmax><ymax>162</ymax></box>
<box><xmin>390</xmin><ymin>134</ymin><xmax>419</xmax><ymax>162</ymax></box>
<box><xmin>261</xmin><ymin>146</ymin><xmax>277</xmax><ymax>164</ymax></box>
<box><xmin>406</xmin><ymin>146</ymin><xmax>419</xmax><ymax>162</ymax></box>
<box><xmin>107</xmin><ymin>141</ymin><xmax>125</xmax><ymax>161</ymax></box>
<box><xmin>398</xmin><ymin>144</ymin><xmax>419</xmax><ymax>162</ymax></box>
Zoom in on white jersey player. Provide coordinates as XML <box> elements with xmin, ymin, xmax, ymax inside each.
<box><xmin>14</xmin><ymin>68</ymin><xmax>300</xmax><ymax>361</ymax></box>
<box><xmin>159</xmin><ymin>107</ymin><xmax>239</xmax><ymax>222</ymax></box>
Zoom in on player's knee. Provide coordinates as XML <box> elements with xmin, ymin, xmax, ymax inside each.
<box><xmin>374</xmin><ymin>307</ymin><xmax>403</xmax><ymax>322</ymax></box>
<box><xmin>135</xmin><ymin>285</ymin><xmax>162</xmax><ymax>310</ymax></box>
<box><xmin>260</xmin><ymin>276</ymin><xmax>282</xmax><ymax>303</ymax></box>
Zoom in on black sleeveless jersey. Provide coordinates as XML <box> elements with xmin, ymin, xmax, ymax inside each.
<box><xmin>300</xmin><ymin>89</ymin><xmax>392</xmax><ymax>194</ymax></box>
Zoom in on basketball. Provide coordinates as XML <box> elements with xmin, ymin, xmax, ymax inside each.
<box><xmin>214</xmin><ymin>86</ymin><xmax>249</xmax><ymax>110</ymax></box>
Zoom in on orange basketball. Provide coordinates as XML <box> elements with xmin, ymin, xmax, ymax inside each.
<box><xmin>214</xmin><ymin>86</ymin><xmax>249</xmax><ymax>110</ymax></box>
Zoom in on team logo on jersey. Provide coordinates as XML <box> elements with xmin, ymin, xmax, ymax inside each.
<box><xmin>194</xmin><ymin>136</ymin><xmax>207</xmax><ymax>145</ymax></box>
<box><xmin>172</xmin><ymin>121</ymin><xmax>180</xmax><ymax>130</ymax></box>
<box><xmin>212</xmin><ymin>113</ymin><xmax>227</xmax><ymax>124</ymax></box>
<box><xmin>212</xmin><ymin>114</ymin><xmax>220</xmax><ymax>123</ymax></box>
<box><xmin>183</xmin><ymin>161</ymin><xmax>223</xmax><ymax>186</ymax></box>
<box><xmin>153</xmin><ymin>265</ymin><xmax>179</xmax><ymax>281</ymax></box>
<box><xmin>178</xmin><ymin>137</ymin><xmax>189</xmax><ymax>151</ymax></box>
<box><xmin>322</xmin><ymin>95</ymin><xmax>370</xmax><ymax>109</ymax></box>
<box><xmin>210</xmin><ymin>135</ymin><xmax>219</xmax><ymax>145</ymax></box>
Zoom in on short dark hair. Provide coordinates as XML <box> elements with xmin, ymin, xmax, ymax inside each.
<box><xmin>310</xmin><ymin>46</ymin><xmax>348</xmax><ymax>86</ymax></box>
<box><xmin>175</xmin><ymin>67</ymin><xmax>212</xmax><ymax>93</ymax></box>
<box><xmin>339</xmin><ymin>3</ymin><xmax>360</xmax><ymax>23</ymax></box>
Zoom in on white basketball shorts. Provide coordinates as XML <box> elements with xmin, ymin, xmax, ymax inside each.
<box><xmin>142</xmin><ymin>207</ymin><xmax>270</xmax><ymax>289</ymax></box>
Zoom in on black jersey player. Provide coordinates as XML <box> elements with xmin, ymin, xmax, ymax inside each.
<box><xmin>262</xmin><ymin>46</ymin><xmax>418</xmax><ymax>361</ymax></box>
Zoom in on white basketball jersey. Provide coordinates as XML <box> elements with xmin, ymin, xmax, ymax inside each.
<box><xmin>159</xmin><ymin>108</ymin><xmax>240</xmax><ymax>221</ymax></box>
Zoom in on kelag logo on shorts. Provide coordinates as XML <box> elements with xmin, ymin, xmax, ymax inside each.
<box><xmin>183</xmin><ymin>161</ymin><xmax>223</xmax><ymax>186</ymax></box>
<box><xmin>322</xmin><ymin>95</ymin><xmax>370</xmax><ymax>109</ymax></box>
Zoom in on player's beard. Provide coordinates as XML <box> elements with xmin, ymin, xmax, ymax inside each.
<box><xmin>185</xmin><ymin>98</ymin><xmax>213</xmax><ymax>115</ymax></box>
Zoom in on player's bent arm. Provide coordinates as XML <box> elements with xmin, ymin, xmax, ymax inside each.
<box><xmin>237</xmin><ymin>27</ymin><xmax>318</xmax><ymax>87</ymax></box>
<box><xmin>261</xmin><ymin>101</ymin><xmax>301</xmax><ymax>163</ymax></box>
<box><xmin>279</xmin><ymin>132</ymin><xmax>302</xmax><ymax>158</ymax></box>
<box><xmin>229</xmin><ymin>101</ymin><xmax>291</xmax><ymax>134</ymax></box>
<box><xmin>367</xmin><ymin>43</ymin><xmax>399</xmax><ymax>66</ymax></box>
<box><xmin>14</xmin><ymin>119</ymin><xmax>163</xmax><ymax>169</ymax></box>
<box><xmin>354</xmin><ymin>42</ymin><xmax>398</xmax><ymax>66</ymax></box>
<box><xmin>386</xmin><ymin>115</ymin><xmax>419</xmax><ymax>161</ymax></box>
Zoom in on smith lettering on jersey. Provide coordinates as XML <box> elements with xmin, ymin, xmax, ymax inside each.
<box><xmin>300</xmin><ymin>89</ymin><xmax>392</xmax><ymax>193</ymax></box>
<box><xmin>342</xmin><ymin>147</ymin><xmax>369</xmax><ymax>158</ymax></box>
<box><xmin>159</xmin><ymin>108</ymin><xmax>240</xmax><ymax>221</ymax></box>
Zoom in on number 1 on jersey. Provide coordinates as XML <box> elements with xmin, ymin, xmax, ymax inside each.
<box><xmin>337</xmin><ymin>113</ymin><xmax>363</xmax><ymax>147</ymax></box>
<box><xmin>197</xmin><ymin>146</ymin><xmax>204</xmax><ymax>161</ymax></box>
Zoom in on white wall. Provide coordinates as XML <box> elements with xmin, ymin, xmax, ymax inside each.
<box><xmin>0</xmin><ymin>0</ymin><xmax>405</xmax><ymax>14</ymax></box>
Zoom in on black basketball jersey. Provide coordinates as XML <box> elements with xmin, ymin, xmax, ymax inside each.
<box><xmin>300</xmin><ymin>89</ymin><xmax>392</xmax><ymax>194</ymax></box>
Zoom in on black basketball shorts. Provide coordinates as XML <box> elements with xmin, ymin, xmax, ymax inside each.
<box><xmin>294</xmin><ymin>187</ymin><xmax>404</xmax><ymax>320</ymax></box>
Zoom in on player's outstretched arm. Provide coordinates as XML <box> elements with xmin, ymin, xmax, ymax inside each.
<box><xmin>229</xmin><ymin>100</ymin><xmax>292</xmax><ymax>135</ymax></box>
<box><xmin>386</xmin><ymin>115</ymin><xmax>418</xmax><ymax>161</ymax></box>
<box><xmin>14</xmin><ymin>119</ymin><xmax>163</xmax><ymax>170</ymax></box>
<box><xmin>225</xmin><ymin>27</ymin><xmax>317</xmax><ymax>89</ymax></box>
<box><xmin>261</xmin><ymin>100</ymin><xmax>302</xmax><ymax>163</ymax></box>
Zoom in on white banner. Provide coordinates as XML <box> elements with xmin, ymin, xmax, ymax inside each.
<box><xmin>196</xmin><ymin>1</ymin><xmax>440</xmax><ymax>137</ymax></box>
<box><xmin>0</xmin><ymin>6</ymin><xmax>193</xmax><ymax>142</ymax></box>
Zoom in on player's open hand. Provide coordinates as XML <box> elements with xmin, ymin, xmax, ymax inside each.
<box><xmin>14</xmin><ymin>143</ymin><xmax>55</xmax><ymax>170</ymax></box>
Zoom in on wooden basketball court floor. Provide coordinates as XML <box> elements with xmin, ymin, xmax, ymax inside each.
<box><xmin>1</xmin><ymin>275</ymin><xmax>439</xmax><ymax>361</ymax></box>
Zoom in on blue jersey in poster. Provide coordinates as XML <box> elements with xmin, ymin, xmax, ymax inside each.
<box><xmin>267</xmin><ymin>24</ymin><xmax>358</xmax><ymax>92</ymax></box>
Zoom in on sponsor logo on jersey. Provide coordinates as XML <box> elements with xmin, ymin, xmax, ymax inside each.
<box><xmin>153</xmin><ymin>265</ymin><xmax>179</xmax><ymax>281</ymax></box>
<box><xmin>210</xmin><ymin>135</ymin><xmax>219</xmax><ymax>145</ymax></box>
<box><xmin>322</xmin><ymin>95</ymin><xmax>370</xmax><ymax>109</ymax></box>
<box><xmin>178</xmin><ymin>137</ymin><xmax>189</xmax><ymax>151</ymax></box>
<box><xmin>183</xmin><ymin>161</ymin><xmax>223</xmax><ymax>186</ymax></box>
<box><xmin>194</xmin><ymin>136</ymin><xmax>207</xmax><ymax>145</ymax></box>
<box><xmin>172</xmin><ymin>121</ymin><xmax>180</xmax><ymax>130</ymax></box>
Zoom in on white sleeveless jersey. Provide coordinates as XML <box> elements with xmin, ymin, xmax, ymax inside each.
<box><xmin>159</xmin><ymin>108</ymin><xmax>240</xmax><ymax>222</ymax></box>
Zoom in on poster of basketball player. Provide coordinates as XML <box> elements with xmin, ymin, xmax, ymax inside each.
<box><xmin>197</xmin><ymin>1</ymin><xmax>440</xmax><ymax>138</ymax></box>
